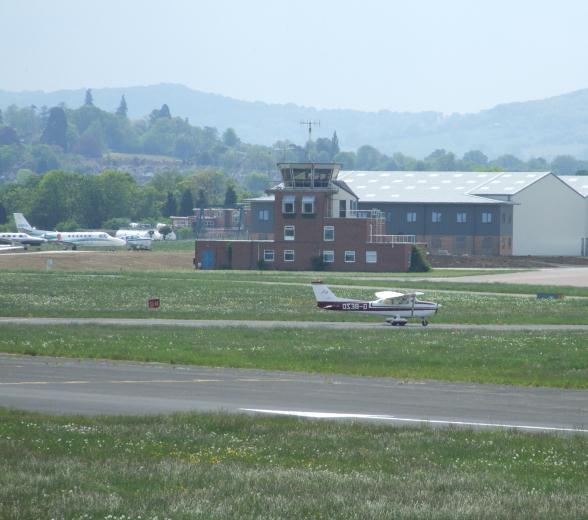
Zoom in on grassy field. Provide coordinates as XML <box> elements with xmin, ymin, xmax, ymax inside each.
<box><xmin>1</xmin><ymin>409</ymin><xmax>586</xmax><ymax>519</ymax></box>
<box><xmin>1</xmin><ymin>270</ymin><xmax>588</xmax><ymax>324</ymax></box>
<box><xmin>2</xmin><ymin>325</ymin><xmax>587</xmax><ymax>388</ymax></box>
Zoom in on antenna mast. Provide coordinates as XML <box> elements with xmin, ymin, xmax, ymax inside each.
<box><xmin>300</xmin><ymin>120</ymin><xmax>320</xmax><ymax>144</ymax></box>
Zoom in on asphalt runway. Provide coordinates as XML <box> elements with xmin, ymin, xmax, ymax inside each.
<box><xmin>0</xmin><ymin>354</ymin><xmax>586</xmax><ymax>433</ymax></box>
<box><xmin>2</xmin><ymin>316</ymin><xmax>588</xmax><ymax>331</ymax></box>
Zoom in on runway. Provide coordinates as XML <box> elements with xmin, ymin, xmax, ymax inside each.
<box><xmin>0</xmin><ymin>354</ymin><xmax>586</xmax><ymax>433</ymax></box>
<box><xmin>2</xmin><ymin>316</ymin><xmax>588</xmax><ymax>331</ymax></box>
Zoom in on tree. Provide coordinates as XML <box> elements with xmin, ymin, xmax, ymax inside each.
<box><xmin>222</xmin><ymin>128</ymin><xmax>240</xmax><ymax>147</ymax></box>
<box><xmin>41</xmin><ymin>107</ymin><xmax>68</xmax><ymax>149</ymax></box>
<box><xmin>163</xmin><ymin>191</ymin><xmax>177</xmax><ymax>217</ymax></box>
<box><xmin>408</xmin><ymin>245</ymin><xmax>431</xmax><ymax>272</ymax></box>
<box><xmin>116</xmin><ymin>95</ymin><xmax>128</xmax><ymax>118</ymax></box>
<box><xmin>84</xmin><ymin>89</ymin><xmax>94</xmax><ymax>106</ymax></box>
<box><xmin>331</xmin><ymin>131</ymin><xmax>340</xmax><ymax>156</ymax></box>
<box><xmin>550</xmin><ymin>155</ymin><xmax>580</xmax><ymax>175</ymax></box>
<box><xmin>0</xmin><ymin>202</ymin><xmax>6</xmax><ymax>224</ymax></box>
<box><xmin>179</xmin><ymin>188</ymin><xmax>194</xmax><ymax>216</ymax></box>
<box><xmin>224</xmin><ymin>185</ymin><xmax>238</xmax><ymax>206</ymax></box>
<box><xmin>0</xmin><ymin>126</ymin><xmax>19</xmax><ymax>145</ymax></box>
<box><xmin>149</xmin><ymin>104</ymin><xmax>171</xmax><ymax>124</ymax></box>
<box><xmin>462</xmin><ymin>150</ymin><xmax>488</xmax><ymax>166</ymax></box>
<box><xmin>195</xmin><ymin>188</ymin><xmax>207</xmax><ymax>208</ymax></box>
<box><xmin>0</xmin><ymin>109</ymin><xmax>3</xmax><ymax>125</ymax></box>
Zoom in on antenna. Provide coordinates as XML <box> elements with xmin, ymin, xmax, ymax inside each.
<box><xmin>300</xmin><ymin>120</ymin><xmax>320</xmax><ymax>144</ymax></box>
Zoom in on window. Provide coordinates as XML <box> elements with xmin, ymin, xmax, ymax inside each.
<box><xmin>407</xmin><ymin>211</ymin><xmax>417</xmax><ymax>223</ymax></box>
<box><xmin>302</xmin><ymin>196</ymin><xmax>315</xmax><ymax>215</ymax></box>
<box><xmin>323</xmin><ymin>226</ymin><xmax>334</xmax><ymax>241</ymax></box>
<box><xmin>323</xmin><ymin>250</ymin><xmax>334</xmax><ymax>263</ymax></box>
<box><xmin>432</xmin><ymin>211</ymin><xmax>442</xmax><ymax>223</ymax></box>
<box><xmin>282</xmin><ymin>195</ymin><xmax>295</xmax><ymax>214</ymax></box>
<box><xmin>339</xmin><ymin>200</ymin><xmax>346</xmax><ymax>218</ymax></box>
<box><xmin>284</xmin><ymin>250</ymin><xmax>295</xmax><ymax>262</ymax></box>
<box><xmin>284</xmin><ymin>225</ymin><xmax>295</xmax><ymax>241</ymax></box>
<box><xmin>350</xmin><ymin>200</ymin><xmax>358</xmax><ymax>213</ymax></box>
<box><xmin>344</xmin><ymin>250</ymin><xmax>356</xmax><ymax>263</ymax></box>
<box><xmin>482</xmin><ymin>212</ymin><xmax>492</xmax><ymax>224</ymax></box>
<box><xmin>258</xmin><ymin>209</ymin><xmax>269</xmax><ymax>221</ymax></box>
<box><xmin>263</xmin><ymin>250</ymin><xmax>275</xmax><ymax>262</ymax></box>
<box><xmin>366</xmin><ymin>250</ymin><xmax>377</xmax><ymax>263</ymax></box>
<box><xmin>457</xmin><ymin>212</ymin><xmax>467</xmax><ymax>223</ymax></box>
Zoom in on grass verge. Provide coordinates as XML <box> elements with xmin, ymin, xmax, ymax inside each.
<box><xmin>2</xmin><ymin>271</ymin><xmax>588</xmax><ymax>324</ymax></box>
<box><xmin>2</xmin><ymin>325</ymin><xmax>587</xmax><ymax>388</ymax></box>
<box><xmin>0</xmin><ymin>409</ymin><xmax>586</xmax><ymax>519</ymax></box>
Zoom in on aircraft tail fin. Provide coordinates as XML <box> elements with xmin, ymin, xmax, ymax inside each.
<box><xmin>14</xmin><ymin>213</ymin><xmax>32</xmax><ymax>233</ymax></box>
<box><xmin>311</xmin><ymin>281</ymin><xmax>341</xmax><ymax>302</ymax></box>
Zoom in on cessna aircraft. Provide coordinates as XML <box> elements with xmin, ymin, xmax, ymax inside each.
<box><xmin>14</xmin><ymin>213</ymin><xmax>126</xmax><ymax>249</ymax></box>
<box><xmin>311</xmin><ymin>281</ymin><xmax>440</xmax><ymax>326</ymax></box>
<box><xmin>0</xmin><ymin>232</ymin><xmax>46</xmax><ymax>249</ymax></box>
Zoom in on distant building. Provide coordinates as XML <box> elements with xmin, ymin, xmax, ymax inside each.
<box><xmin>195</xmin><ymin>163</ymin><xmax>414</xmax><ymax>271</ymax></box>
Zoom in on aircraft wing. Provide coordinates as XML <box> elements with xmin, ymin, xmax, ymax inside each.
<box><xmin>374</xmin><ymin>290</ymin><xmax>406</xmax><ymax>299</ymax></box>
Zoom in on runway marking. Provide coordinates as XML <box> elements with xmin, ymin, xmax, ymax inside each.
<box><xmin>242</xmin><ymin>409</ymin><xmax>588</xmax><ymax>434</ymax></box>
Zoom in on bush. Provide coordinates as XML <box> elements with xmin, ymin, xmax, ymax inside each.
<box><xmin>175</xmin><ymin>227</ymin><xmax>194</xmax><ymax>240</ymax></box>
<box><xmin>408</xmin><ymin>245</ymin><xmax>431</xmax><ymax>272</ymax></box>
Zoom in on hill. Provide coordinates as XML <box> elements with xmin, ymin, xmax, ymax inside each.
<box><xmin>1</xmin><ymin>83</ymin><xmax>588</xmax><ymax>159</ymax></box>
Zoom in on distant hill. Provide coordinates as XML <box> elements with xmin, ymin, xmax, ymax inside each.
<box><xmin>2</xmin><ymin>83</ymin><xmax>588</xmax><ymax>159</ymax></box>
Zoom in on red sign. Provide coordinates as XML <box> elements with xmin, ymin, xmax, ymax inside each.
<box><xmin>148</xmin><ymin>298</ymin><xmax>160</xmax><ymax>309</ymax></box>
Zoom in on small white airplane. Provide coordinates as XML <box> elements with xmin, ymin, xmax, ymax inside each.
<box><xmin>14</xmin><ymin>213</ymin><xmax>126</xmax><ymax>250</ymax></box>
<box><xmin>115</xmin><ymin>229</ymin><xmax>153</xmax><ymax>250</ymax></box>
<box><xmin>311</xmin><ymin>281</ymin><xmax>440</xmax><ymax>326</ymax></box>
<box><xmin>0</xmin><ymin>232</ymin><xmax>47</xmax><ymax>249</ymax></box>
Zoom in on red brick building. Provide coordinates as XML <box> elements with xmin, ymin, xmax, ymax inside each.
<box><xmin>195</xmin><ymin>163</ymin><xmax>414</xmax><ymax>271</ymax></box>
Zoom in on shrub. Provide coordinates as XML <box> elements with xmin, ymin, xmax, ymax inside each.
<box><xmin>408</xmin><ymin>245</ymin><xmax>431</xmax><ymax>272</ymax></box>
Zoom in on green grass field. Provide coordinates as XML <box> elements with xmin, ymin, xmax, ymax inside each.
<box><xmin>2</xmin><ymin>325</ymin><xmax>587</xmax><ymax>388</ymax></box>
<box><xmin>1</xmin><ymin>270</ymin><xmax>587</xmax><ymax>324</ymax></box>
<box><xmin>1</xmin><ymin>409</ymin><xmax>586</xmax><ymax>519</ymax></box>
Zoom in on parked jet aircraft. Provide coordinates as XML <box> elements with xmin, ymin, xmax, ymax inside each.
<box><xmin>0</xmin><ymin>232</ymin><xmax>46</xmax><ymax>249</ymax></box>
<box><xmin>115</xmin><ymin>229</ymin><xmax>153</xmax><ymax>250</ymax></box>
<box><xmin>311</xmin><ymin>281</ymin><xmax>440</xmax><ymax>326</ymax></box>
<box><xmin>14</xmin><ymin>213</ymin><xmax>126</xmax><ymax>249</ymax></box>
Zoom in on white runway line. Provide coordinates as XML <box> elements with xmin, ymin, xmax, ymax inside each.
<box><xmin>242</xmin><ymin>408</ymin><xmax>588</xmax><ymax>433</ymax></box>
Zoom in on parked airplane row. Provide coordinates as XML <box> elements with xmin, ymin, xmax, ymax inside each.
<box><xmin>0</xmin><ymin>213</ymin><xmax>154</xmax><ymax>251</ymax></box>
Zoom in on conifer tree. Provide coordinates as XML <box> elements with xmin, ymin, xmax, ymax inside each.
<box><xmin>115</xmin><ymin>95</ymin><xmax>128</xmax><ymax>118</ymax></box>
<box><xmin>84</xmin><ymin>89</ymin><xmax>94</xmax><ymax>106</ymax></box>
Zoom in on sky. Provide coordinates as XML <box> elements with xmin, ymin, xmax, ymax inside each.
<box><xmin>2</xmin><ymin>0</ymin><xmax>588</xmax><ymax>114</ymax></box>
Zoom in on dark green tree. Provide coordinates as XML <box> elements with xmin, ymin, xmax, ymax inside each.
<box><xmin>41</xmin><ymin>107</ymin><xmax>68</xmax><ymax>149</ymax></box>
<box><xmin>462</xmin><ymin>150</ymin><xmax>488</xmax><ymax>166</ymax></box>
<box><xmin>179</xmin><ymin>188</ymin><xmax>194</xmax><ymax>216</ymax></box>
<box><xmin>0</xmin><ymin>109</ymin><xmax>3</xmax><ymax>125</ymax></box>
<box><xmin>331</xmin><ymin>131</ymin><xmax>340</xmax><ymax>156</ymax></box>
<box><xmin>115</xmin><ymin>95</ymin><xmax>128</xmax><ymax>118</ymax></box>
<box><xmin>408</xmin><ymin>245</ymin><xmax>431</xmax><ymax>272</ymax></box>
<box><xmin>222</xmin><ymin>128</ymin><xmax>240</xmax><ymax>147</ymax></box>
<box><xmin>224</xmin><ymin>185</ymin><xmax>238</xmax><ymax>206</ymax></box>
<box><xmin>0</xmin><ymin>126</ymin><xmax>19</xmax><ymax>145</ymax></box>
<box><xmin>149</xmin><ymin>104</ymin><xmax>171</xmax><ymax>124</ymax></box>
<box><xmin>0</xmin><ymin>201</ymin><xmax>6</xmax><ymax>224</ymax></box>
<box><xmin>84</xmin><ymin>89</ymin><xmax>94</xmax><ymax>106</ymax></box>
<box><xmin>163</xmin><ymin>191</ymin><xmax>177</xmax><ymax>217</ymax></box>
<box><xmin>195</xmin><ymin>188</ymin><xmax>207</xmax><ymax>208</ymax></box>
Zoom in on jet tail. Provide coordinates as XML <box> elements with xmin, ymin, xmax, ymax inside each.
<box><xmin>14</xmin><ymin>213</ymin><xmax>33</xmax><ymax>233</ymax></box>
<box><xmin>311</xmin><ymin>281</ymin><xmax>342</xmax><ymax>303</ymax></box>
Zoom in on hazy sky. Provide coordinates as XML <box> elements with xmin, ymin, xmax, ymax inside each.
<box><xmin>2</xmin><ymin>0</ymin><xmax>588</xmax><ymax>114</ymax></box>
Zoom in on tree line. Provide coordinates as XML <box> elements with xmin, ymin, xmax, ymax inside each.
<box><xmin>0</xmin><ymin>167</ymin><xmax>262</xmax><ymax>232</ymax></box>
<box><xmin>1</xmin><ymin>89</ymin><xmax>588</xmax><ymax>183</ymax></box>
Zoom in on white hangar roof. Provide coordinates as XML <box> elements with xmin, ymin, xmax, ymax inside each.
<box><xmin>558</xmin><ymin>176</ymin><xmax>588</xmax><ymax>197</ymax></box>
<box><xmin>337</xmin><ymin>171</ymin><xmax>551</xmax><ymax>203</ymax></box>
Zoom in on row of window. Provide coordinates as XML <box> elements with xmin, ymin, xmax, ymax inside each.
<box><xmin>406</xmin><ymin>211</ymin><xmax>492</xmax><ymax>224</ymax></box>
<box><xmin>284</xmin><ymin>225</ymin><xmax>334</xmax><ymax>241</ymax></box>
<box><xmin>263</xmin><ymin>249</ymin><xmax>378</xmax><ymax>264</ymax></box>
<box><xmin>282</xmin><ymin>195</ymin><xmax>316</xmax><ymax>215</ymax></box>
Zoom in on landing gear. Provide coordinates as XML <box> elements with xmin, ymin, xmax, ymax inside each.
<box><xmin>387</xmin><ymin>318</ymin><xmax>407</xmax><ymax>327</ymax></box>
<box><xmin>421</xmin><ymin>319</ymin><xmax>428</xmax><ymax>327</ymax></box>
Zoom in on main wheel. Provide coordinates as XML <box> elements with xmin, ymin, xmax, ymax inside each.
<box><xmin>421</xmin><ymin>319</ymin><xmax>428</xmax><ymax>327</ymax></box>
